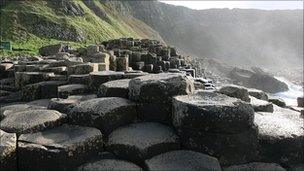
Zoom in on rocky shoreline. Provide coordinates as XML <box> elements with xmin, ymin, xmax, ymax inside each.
<box><xmin>0</xmin><ymin>38</ymin><xmax>303</xmax><ymax>171</ymax></box>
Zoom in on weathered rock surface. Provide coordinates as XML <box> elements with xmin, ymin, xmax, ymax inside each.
<box><xmin>223</xmin><ymin>162</ymin><xmax>286</xmax><ymax>171</ymax></box>
<box><xmin>27</xmin><ymin>99</ymin><xmax>52</xmax><ymax>108</ymax></box>
<box><xmin>218</xmin><ymin>84</ymin><xmax>250</xmax><ymax>102</ymax></box>
<box><xmin>297</xmin><ymin>97</ymin><xmax>304</xmax><ymax>107</ymax></box>
<box><xmin>107</xmin><ymin>122</ymin><xmax>180</xmax><ymax>163</ymax></box>
<box><xmin>250</xmin><ymin>96</ymin><xmax>274</xmax><ymax>112</ymax></box>
<box><xmin>248</xmin><ymin>73</ymin><xmax>288</xmax><ymax>93</ymax></box>
<box><xmin>0</xmin><ymin>109</ymin><xmax>66</xmax><ymax>134</ymax></box>
<box><xmin>18</xmin><ymin>124</ymin><xmax>103</xmax><ymax>171</ymax></box>
<box><xmin>173</xmin><ymin>91</ymin><xmax>255</xmax><ymax>134</ymax></box>
<box><xmin>145</xmin><ymin>150</ymin><xmax>222</xmax><ymax>171</ymax></box>
<box><xmin>255</xmin><ymin>106</ymin><xmax>304</xmax><ymax>165</ymax></box>
<box><xmin>137</xmin><ymin>103</ymin><xmax>172</xmax><ymax>123</ymax></box>
<box><xmin>97</xmin><ymin>79</ymin><xmax>130</xmax><ymax>98</ymax></box>
<box><xmin>268</xmin><ymin>96</ymin><xmax>286</xmax><ymax>108</ymax></box>
<box><xmin>129</xmin><ymin>73</ymin><xmax>194</xmax><ymax>104</ymax></box>
<box><xmin>0</xmin><ymin>104</ymin><xmax>46</xmax><ymax>120</ymax></box>
<box><xmin>77</xmin><ymin>159</ymin><xmax>142</xmax><ymax>171</ymax></box>
<box><xmin>22</xmin><ymin>81</ymin><xmax>67</xmax><ymax>101</ymax></box>
<box><xmin>68</xmin><ymin>74</ymin><xmax>91</xmax><ymax>85</ymax></box>
<box><xmin>89</xmin><ymin>71</ymin><xmax>124</xmax><ymax>91</ymax></box>
<box><xmin>69</xmin><ymin>97</ymin><xmax>137</xmax><ymax>134</ymax></box>
<box><xmin>58</xmin><ymin>84</ymin><xmax>89</xmax><ymax>98</ymax></box>
<box><xmin>248</xmin><ymin>88</ymin><xmax>269</xmax><ymax>101</ymax></box>
<box><xmin>68</xmin><ymin>63</ymin><xmax>98</xmax><ymax>75</ymax></box>
<box><xmin>0</xmin><ymin>130</ymin><xmax>17</xmax><ymax>171</ymax></box>
<box><xmin>15</xmin><ymin>72</ymin><xmax>55</xmax><ymax>89</ymax></box>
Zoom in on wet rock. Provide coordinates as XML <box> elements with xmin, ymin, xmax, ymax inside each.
<box><xmin>0</xmin><ymin>130</ymin><xmax>17</xmax><ymax>171</ymax></box>
<box><xmin>250</xmin><ymin>96</ymin><xmax>273</xmax><ymax>112</ymax></box>
<box><xmin>218</xmin><ymin>84</ymin><xmax>250</xmax><ymax>102</ymax></box>
<box><xmin>0</xmin><ymin>109</ymin><xmax>66</xmax><ymax>134</ymax></box>
<box><xmin>145</xmin><ymin>150</ymin><xmax>221</xmax><ymax>171</ymax></box>
<box><xmin>107</xmin><ymin>122</ymin><xmax>180</xmax><ymax>164</ymax></box>
<box><xmin>69</xmin><ymin>97</ymin><xmax>137</xmax><ymax>134</ymax></box>
<box><xmin>248</xmin><ymin>73</ymin><xmax>288</xmax><ymax>93</ymax></box>
<box><xmin>77</xmin><ymin>159</ymin><xmax>142</xmax><ymax>171</ymax></box>
<box><xmin>173</xmin><ymin>91</ymin><xmax>255</xmax><ymax>134</ymax></box>
<box><xmin>129</xmin><ymin>73</ymin><xmax>194</xmax><ymax>104</ymax></box>
<box><xmin>18</xmin><ymin>124</ymin><xmax>103</xmax><ymax>171</ymax></box>
<box><xmin>255</xmin><ymin>106</ymin><xmax>304</xmax><ymax>165</ymax></box>
<box><xmin>248</xmin><ymin>88</ymin><xmax>268</xmax><ymax>101</ymax></box>
<box><xmin>97</xmin><ymin>79</ymin><xmax>130</xmax><ymax>98</ymax></box>
<box><xmin>89</xmin><ymin>71</ymin><xmax>124</xmax><ymax>92</ymax></box>
<box><xmin>268</xmin><ymin>96</ymin><xmax>286</xmax><ymax>108</ymax></box>
<box><xmin>223</xmin><ymin>162</ymin><xmax>286</xmax><ymax>171</ymax></box>
<box><xmin>68</xmin><ymin>63</ymin><xmax>98</xmax><ymax>75</ymax></box>
<box><xmin>58</xmin><ymin>84</ymin><xmax>89</xmax><ymax>98</ymax></box>
<box><xmin>22</xmin><ymin>81</ymin><xmax>67</xmax><ymax>101</ymax></box>
<box><xmin>297</xmin><ymin>97</ymin><xmax>304</xmax><ymax>107</ymax></box>
<box><xmin>68</xmin><ymin>74</ymin><xmax>91</xmax><ymax>85</ymax></box>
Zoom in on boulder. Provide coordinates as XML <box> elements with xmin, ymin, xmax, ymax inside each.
<box><xmin>137</xmin><ymin>103</ymin><xmax>172</xmax><ymax>124</ymax></box>
<box><xmin>250</xmin><ymin>96</ymin><xmax>273</xmax><ymax>112</ymax></box>
<box><xmin>107</xmin><ymin>122</ymin><xmax>180</xmax><ymax>164</ymax></box>
<box><xmin>69</xmin><ymin>97</ymin><xmax>137</xmax><ymax>134</ymax></box>
<box><xmin>223</xmin><ymin>162</ymin><xmax>286</xmax><ymax>171</ymax></box>
<box><xmin>0</xmin><ymin>109</ymin><xmax>66</xmax><ymax>134</ymax></box>
<box><xmin>77</xmin><ymin>159</ymin><xmax>142</xmax><ymax>171</ymax></box>
<box><xmin>248</xmin><ymin>88</ymin><xmax>268</xmax><ymax>100</ymax></box>
<box><xmin>255</xmin><ymin>106</ymin><xmax>304</xmax><ymax>165</ymax></box>
<box><xmin>218</xmin><ymin>84</ymin><xmax>251</xmax><ymax>102</ymax></box>
<box><xmin>89</xmin><ymin>71</ymin><xmax>124</xmax><ymax>91</ymax></box>
<box><xmin>129</xmin><ymin>73</ymin><xmax>194</xmax><ymax>104</ymax></box>
<box><xmin>58</xmin><ymin>84</ymin><xmax>89</xmax><ymax>98</ymax></box>
<box><xmin>145</xmin><ymin>150</ymin><xmax>221</xmax><ymax>171</ymax></box>
<box><xmin>39</xmin><ymin>44</ymin><xmax>65</xmax><ymax>56</ymax></box>
<box><xmin>18</xmin><ymin>124</ymin><xmax>103</xmax><ymax>171</ymax></box>
<box><xmin>0</xmin><ymin>130</ymin><xmax>17</xmax><ymax>171</ymax></box>
<box><xmin>22</xmin><ymin>81</ymin><xmax>67</xmax><ymax>101</ymax></box>
<box><xmin>297</xmin><ymin>97</ymin><xmax>304</xmax><ymax>107</ymax></box>
<box><xmin>268</xmin><ymin>96</ymin><xmax>286</xmax><ymax>108</ymax></box>
<box><xmin>68</xmin><ymin>63</ymin><xmax>98</xmax><ymax>75</ymax></box>
<box><xmin>173</xmin><ymin>91</ymin><xmax>255</xmax><ymax>134</ymax></box>
<box><xmin>97</xmin><ymin>79</ymin><xmax>130</xmax><ymax>98</ymax></box>
<box><xmin>247</xmin><ymin>73</ymin><xmax>288</xmax><ymax>93</ymax></box>
<box><xmin>68</xmin><ymin>74</ymin><xmax>91</xmax><ymax>85</ymax></box>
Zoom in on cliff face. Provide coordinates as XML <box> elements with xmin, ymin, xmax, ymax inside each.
<box><xmin>126</xmin><ymin>1</ymin><xmax>303</xmax><ymax>71</ymax></box>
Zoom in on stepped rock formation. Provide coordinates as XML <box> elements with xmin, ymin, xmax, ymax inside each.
<box><xmin>0</xmin><ymin>39</ymin><xmax>303</xmax><ymax>170</ymax></box>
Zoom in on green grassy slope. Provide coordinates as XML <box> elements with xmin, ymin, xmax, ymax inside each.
<box><xmin>0</xmin><ymin>0</ymin><xmax>163</xmax><ymax>56</ymax></box>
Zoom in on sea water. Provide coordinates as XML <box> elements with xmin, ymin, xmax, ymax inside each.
<box><xmin>273</xmin><ymin>77</ymin><xmax>303</xmax><ymax>106</ymax></box>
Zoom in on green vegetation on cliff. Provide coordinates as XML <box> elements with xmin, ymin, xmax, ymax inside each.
<box><xmin>0</xmin><ymin>0</ymin><xmax>163</xmax><ymax>55</ymax></box>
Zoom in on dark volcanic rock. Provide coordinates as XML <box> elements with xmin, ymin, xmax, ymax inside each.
<box><xmin>77</xmin><ymin>159</ymin><xmax>143</xmax><ymax>171</ymax></box>
<box><xmin>129</xmin><ymin>73</ymin><xmax>194</xmax><ymax>104</ymax></box>
<box><xmin>218</xmin><ymin>84</ymin><xmax>251</xmax><ymax>102</ymax></box>
<box><xmin>0</xmin><ymin>104</ymin><xmax>46</xmax><ymax>120</ymax></box>
<box><xmin>297</xmin><ymin>97</ymin><xmax>304</xmax><ymax>107</ymax></box>
<box><xmin>255</xmin><ymin>106</ymin><xmax>304</xmax><ymax>165</ymax></box>
<box><xmin>223</xmin><ymin>162</ymin><xmax>286</xmax><ymax>171</ymax></box>
<box><xmin>145</xmin><ymin>150</ymin><xmax>221</xmax><ymax>171</ymax></box>
<box><xmin>18</xmin><ymin>124</ymin><xmax>103</xmax><ymax>171</ymax></box>
<box><xmin>89</xmin><ymin>71</ymin><xmax>124</xmax><ymax>91</ymax></box>
<box><xmin>250</xmin><ymin>96</ymin><xmax>273</xmax><ymax>112</ymax></box>
<box><xmin>0</xmin><ymin>130</ymin><xmax>17</xmax><ymax>171</ymax></box>
<box><xmin>58</xmin><ymin>84</ymin><xmax>89</xmax><ymax>98</ymax></box>
<box><xmin>0</xmin><ymin>109</ymin><xmax>66</xmax><ymax>134</ymax></box>
<box><xmin>137</xmin><ymin>103</ymin><xmax>172</xmax><ymax>124</ymax></box>
<box><xmin>248</xmin><ymin>73</ymin><xmax>288</xmax><ymax>93</ymax></box>
<box><xmin>107</xmin><ymin>122</ymin><xmax>180</xmax><ymax>164</ymax></box>
<box><xmin>268</xmin><ymin>96</ymin><xmax>286</xmax><ymax>108</ymax></box>
<box><xmin>22</xmin><ymin>81</ymin><xmax>67</xmax><ymax>101</ymax></box>
<box><xmin>97</xmin><ymin>79</ymin><xmax>130</xmax><ymax>98</ymax></box>
<box><xmin>68</xmin><ymin>74</ymin><xmax>91</xmax><ymax>85</ymax></box>
<box><xmin>39</xmin><ymin>44</ymin><xmax>65</xmax><ymax>56</ymax></box>
<box><xmin>69</xmin><ymin>97</ymin><xmax>137</xmax><ymax>134</ymax></box>
<box><xmin>248</xmin><ymin>88</ymin><xmax>269</xmax><ymax>101</ymax></box>
<box><xmin>173</xmin><ymin>91</ymin><xmax>255</xmax><ymax>134</ymax></box>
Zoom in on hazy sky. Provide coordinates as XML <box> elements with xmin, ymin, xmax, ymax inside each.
<box><xmin>160</xmin><ymin>1</ymin><xmax>303</xmax><ymax>10</ymax></box>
